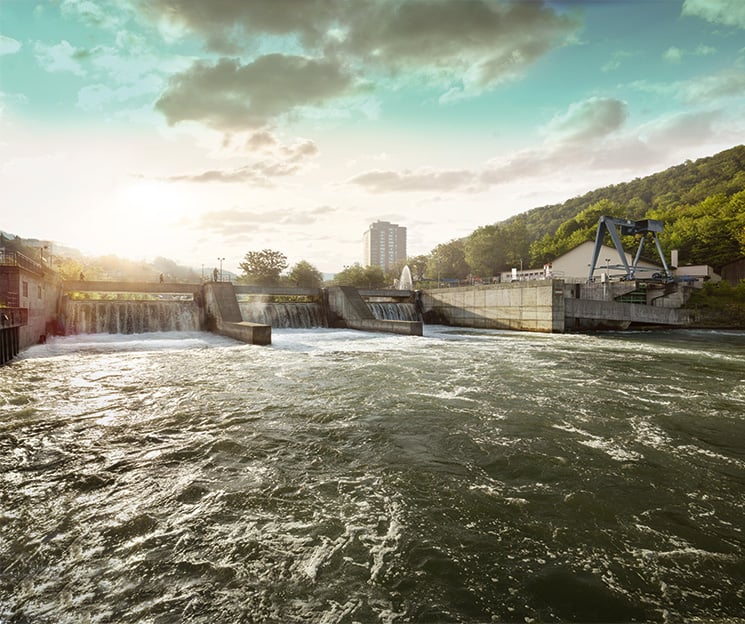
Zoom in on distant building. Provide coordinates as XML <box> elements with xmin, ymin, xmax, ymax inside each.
<box><xmin>550</xmin><ymin>241</ymin><xmax>662</xmax><ymax>282</ymax></box>
<box><xmin>1</xmin><ymin>234</ymin><xmax>61</xmax><ymax>354</ymax></box>
<box><xmin>500</xmin><ymin>241</ymin><xmax>663</xmax><ymax>283</ymax></box>
<box><xmin>363</xmin><ymin>221</ymin><xmax>406</xmax><ymax>272</ymax></box>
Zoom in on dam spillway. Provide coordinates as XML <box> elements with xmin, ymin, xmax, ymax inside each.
<box><xmin>63</xmin><ymin>300</ymin><xmax>201</xmax><ymax>335</ymax></box>
<box><xmin>238</xmin><ymin>302</ymin><xmax>328</xmax><ymax>328</ymax></box>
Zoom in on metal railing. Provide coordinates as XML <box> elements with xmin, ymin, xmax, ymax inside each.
<box><xmin>0</xmin><ymin>250</ymin><xmax>44</xmax><ymax>274</ymax></box>
<box><xmin>0</xmin><ymin>292</ymin><xmax>21</xmax><ymax>308</ymax></box>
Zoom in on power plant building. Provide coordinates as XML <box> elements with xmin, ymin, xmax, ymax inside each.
<box><xmin>363</xmin><ymin>221</ymin><xmax>407</xmax><ymax>271</ymax></box>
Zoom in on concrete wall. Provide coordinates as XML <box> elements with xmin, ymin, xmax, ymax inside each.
<box><xmin>421</xmin><ymin>281</ymin><xmax>565</xmax><ymax>333</ymax></box>
<box><xmin>565</xmin><ymin>298</ymin><xmax>692</xmax><ymax>326</ymax></box>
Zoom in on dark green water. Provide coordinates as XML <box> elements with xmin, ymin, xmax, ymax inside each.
<box><xmin>1</xmin><ymin>327</ymin><xmax>744</xmax><ymax>623</ymax></box>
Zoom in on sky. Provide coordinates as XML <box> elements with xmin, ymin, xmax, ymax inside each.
<box><xmin>1</xmin><ymin>0</ymin><xmax>745</xmax><ymax>275</ymax></box>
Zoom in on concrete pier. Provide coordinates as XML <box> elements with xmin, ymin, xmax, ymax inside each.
<box><xmin>327</xmin><ymin>286</ymin><xmax>423</xmax><ymax>336</ymax></box>
<box><xmin>202</xmin><ymin>282</ymin><xmax>271</xmax><ymax>345</ymax></box>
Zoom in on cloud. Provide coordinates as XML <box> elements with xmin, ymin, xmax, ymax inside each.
<box><xmin>156</xmin><ymin>54</ymin><xmax>358</xmax><ymax>130</ymax></box>
<box><xmin>682</xmin><ymin>68</ymin><xmax>745</xmax><ymax>101</ymax></box>
<box><xmin>280</xmin><ymin>139</ymin><xmax>319</xmax><ymax>162</ymax></box>
<box><xmin>246</xmin><ymin>130</ymin><xmax>277</xmax><ymax>151</ymax></box>
<box><xmin>682</xmin><ymin>0</ymin><xmax>745</xmax><ymax>29</ymax></box>
<box><xmin>0</xmin><ymin>35</ymin><xmax>21</xmax><ymax>56</ymax></box>
<box><xmin>631</xmin><ymin>67</ymin><xmax>745</xmax><ymax>103</ymax></box>
<box><xmin>195</xmin><ymin>206</ymin><xmax>334</xmax><ymax>236</ymax></box>
<box><xmin>639</xmin><ymin>109</ymin><xmax>724</xmax><ymax>148</ymax></box>
<box><xmin>663</xmin><ymin>44</ymin><xmax>716</xmax><ymax>63</ymax></box>
<box><xmin>77</xmin><ymin>75</ymin><xmax>163</xmax><ymax>111</ymax></box>
<box><xmin>163</xmin><ymin>138</ymin><xmax>319</xmax><ymax>184</ymax></box>
<box><xmin>140</xmin><ymin>0</ymin><xmax>341</xmax><ymax>53</ymax></box>
<box><xmin>542</xmin><ymin>97</ymin><xmax>628</xmax><ymax>144</ymax></box>
<box><xmin>142</xmin><ymin>0</ymin><xmax>581</xmax><ymax>98</ymax></box>
<box><xmin>601</xmin><ymin>50</ymin><xmax>633</xmax><ymax>72</ymax></box>
<box><xmin>33</xmin><ymin>40</ymin><xmax>87</xmax><ymax>75</ymax></box>
<box><xmin>166</xmin><ymin>167</ymin><xmax>274</xmax><ymax>185</ymax></box>
<box><xmin>347</xmin><ymin>96</ymin><xmax>729</xmax><ymax>195</ymax></box>
<box><xmin>348</xmin><ymin>168</ymin><xmax>476</xmax><ymax>193</ymax></box>
<box><xmin>342</xmin><ymin>1</ymin><xmax>581</xmax><ymax>91</ymax></box>
<box><xmin>61</xmin><ymin>0</ymin><xmax>127</xmax><ymax>30</ymax></box>
<box><xmin>663</xmin><ymin>46</ymin><xmax>684</xmax><ymax>63</ymax></box>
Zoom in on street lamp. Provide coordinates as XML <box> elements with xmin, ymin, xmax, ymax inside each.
<box><xmin>218</xmin><ymin>257</ymin><xmax>225</xmax><ymax>282</ymax></box>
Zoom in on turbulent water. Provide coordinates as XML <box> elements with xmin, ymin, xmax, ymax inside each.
<box><xmin>1</xmin><ymin>327</ymin><xmax>744</xmax><ymax>623</ymax></box>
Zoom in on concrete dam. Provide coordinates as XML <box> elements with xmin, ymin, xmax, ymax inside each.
<box><xmin>57</xmin><ymin>279</ymin><xmax>694</xmax><ymax>343</ymax></box>
<box><xmin>0</xmin><ymin>277</ymin><xmax>694</xmax><ymax>363</ymax></box>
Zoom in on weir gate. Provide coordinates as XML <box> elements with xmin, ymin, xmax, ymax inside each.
<box><xmin>59</xmin><ymin>281</ymin><xmax>423</xmax><ymax>346</ymax></box>
<box><xmin>54</xmin><ymin>278</ymin><xmax>694</xmax><ymax>347</ymax></box>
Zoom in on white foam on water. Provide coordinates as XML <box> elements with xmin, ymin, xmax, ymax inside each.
<box><xmin>18</xmin><ymin>331</ymin><xmax>235</xmax><ymax>360</ymax></box>
<box><xmin>553</xmin><ymin>422</ymin><xmax>643</xmax><ymax>462</ymax></box>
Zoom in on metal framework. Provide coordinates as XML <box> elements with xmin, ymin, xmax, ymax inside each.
<box><xmin>587</xmin><ymin>216</ymin><xmax>672</xmax><ymax>282</ymax></box>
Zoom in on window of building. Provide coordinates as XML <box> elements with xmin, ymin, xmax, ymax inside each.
<box><xmin>22</xmin><ymin>281</ymin><xmax>28</xmax><ymax>298</ymax></box>
<box><xmin>38</xmin><ymin>285</ymin><xmax>43</xmax><ymax>299</ymax></box>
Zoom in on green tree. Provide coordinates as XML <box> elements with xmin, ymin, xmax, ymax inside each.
<box><xmin>407</xmin><ymin>254</ymin><xmax>430</xmax><ymax>283</ymax></box>
<box><xmin>427</xmin><ymin>239</ymin><xmax>469</xmax><ymax>282</ymax></box>
<box><xmin>332</xmin><ymin>263</ymin><xmax>386</xmax><ymax>288</ymax></box>
<box><xmin>238</xmin><ymin>249</ymin><xmax>288</xmax><ymax>286</ymax></box>
<box><xmin>465</xmin><ymin>225</ymin><xmax>505</xmax><ymax>277</ymax></box>
<box><xmin>288</xmin><ymin>260</ymin><xmax>323</xmax><ymax>288</ymax></box>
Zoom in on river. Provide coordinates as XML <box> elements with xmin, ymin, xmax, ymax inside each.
<box><xmin>1</xmin><ymin>327</ymin><xmax>744</xmax><ymax>623</ymax></box>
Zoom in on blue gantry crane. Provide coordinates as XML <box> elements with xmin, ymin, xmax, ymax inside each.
<box><xmin>587</xmin><ymin>216</ymin><xmax>673</xmax><ymax>283</ymax></box>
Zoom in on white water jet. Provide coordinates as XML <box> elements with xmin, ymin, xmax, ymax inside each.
<box><xmin>399</xmin><ymin>265</ymin><xmax>413</xmax><ymax>290</ymax></box>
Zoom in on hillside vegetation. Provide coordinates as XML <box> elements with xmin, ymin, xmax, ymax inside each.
<box><xmin>419</xmin><ymin>145</ymin><xmax>745</xmax><ymax>282</ymax></box>
<box><xmin>520</xmin><ymin>145</ymin><xmax>745</xmax><ymax>270</ymax></box>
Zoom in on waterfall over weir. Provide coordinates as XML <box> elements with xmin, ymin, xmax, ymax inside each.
<box><xmin>238</xmin><ymin>301</ymin><xmax>418</xmax><ymax>327</ymax></box>
<box><xmin>64</xmin><ymin>300</ymin><xmax>201</xmax><ymax>334</ymax></box>
<box><xmin>368</xmin><ymin>302</ymin><xmax>420</xmax><ymax>321</ymax></box>
<box><xmin>238</xmin><ymin>302</ymin><xmax>328</xmax><ymax>328</ymax></box>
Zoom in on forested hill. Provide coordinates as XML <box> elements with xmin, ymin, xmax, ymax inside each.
<box><xmin>509</xmin><ymin>145</ymin><xmax>745</xmax><ymax>270</ymax></box>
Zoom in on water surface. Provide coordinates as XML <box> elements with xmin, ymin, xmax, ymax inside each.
<box><xmin>1</xmin><ymin>327</ymin><xmax>744</xmax><ymax>622</ymax></box>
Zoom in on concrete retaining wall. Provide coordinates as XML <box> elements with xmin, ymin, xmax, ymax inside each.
<box><xmin>421</xmin><ymin>281</ymin><xmax>565</xmax><ymax>333</ymax></box>
<box><xmin>565</xmin><ymin>298</ymin><xmax>692</xmax><ymax>326</ymax></box>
